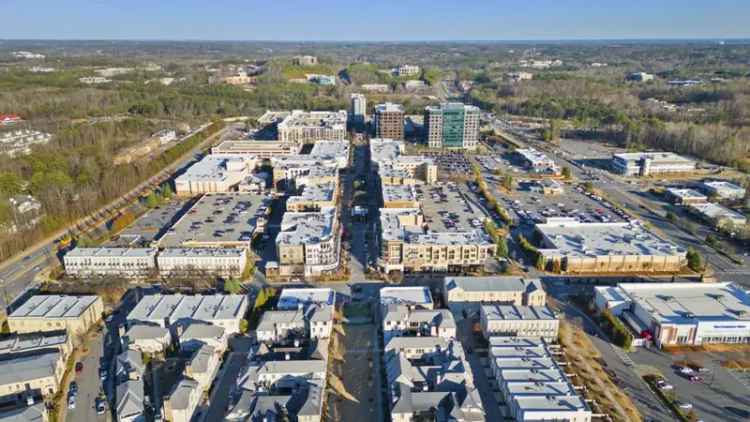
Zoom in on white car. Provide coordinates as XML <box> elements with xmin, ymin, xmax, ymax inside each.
<box><xmin>68</xmin><ymin>395</ymin><xmax>76</xmax><ymax>410</ymax></box>
<box><xmin>676</xmin><ymin>401</ymin><xmax>693</xmax><ymax>410</ymax></box>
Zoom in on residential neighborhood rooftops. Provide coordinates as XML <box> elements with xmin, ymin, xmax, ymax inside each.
<box><xmin>481</xmin><ymin>305</ymin><xmax>556</xmax><ymax>321</ymax></box>
<box><xmin>278</xmin><ymin>288</ymin><xmax>335</xmax><ymax>309</ymax></box>
<box><xmin>9</xmin><ymin>295</ymin><xmax>100</xmax><ymax>319</ymax></box>
<box><xmin>444</xmin><ymin>276</ymin><xmax>543</xmax><ymax>294</ymax></box>
<box><xmin>127</xmin><ymin>294</ymin><xmax>248</xmax><ymax>324</ymax></box>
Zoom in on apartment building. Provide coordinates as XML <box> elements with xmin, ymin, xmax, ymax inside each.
<box><xmin>276</xmin><ymin>207</ymin><xmax>340</xmax><ymax>276</ymax></box>
<box><xmin>424</xmin><ymin>103</ymin><xmax>480</xmax><ymax>151</ymax></box>
<box><xmin>370</xmin><ymin>138</ymin><xmax>437</xmax><ymax>185</ymax></box>
<box><xmin>381</xmin><ymin>185</ymin><xmax>419</xmax><ymax>208</ymax></box>
<box><xmin>480</xmin><ymin>305</ymin><xmax>559</xmax><ymax>341</ymax></box>
<box><xmin>443</xmin><ymin>276</ymin><xmax>546</xmax><ymax>307</ymax></box>
<box><xmin>178</xmin><ymin>322</ymin><xmax>228</xmax><ymax>354</ymax></box>
<box><xmin>124</xmin><ymin>324</ymin><xmax>172</xmax><ymax>354</ymax></box>
<box><xmin>535</xmin><ymin>220</ymin><xmax>686</xmax><ymax>273</ymax></box>
<box><xmin>379</xmin><ymin>208</ymin><xmax>495</xmax><ymax>273</ymax></box>
<box><xmin>611</xmin><ymin>152</ymin><xmax>696</xmax><ymax>176</ymax></box>
<box><xmin>277</xmin><ymin>110</ymin><xmax>347</xmax><ymax>144</ymax></box>
<box><xmin>0</xmin><ymin>330</ymin><xmax>72</xmax><ymax>361</ymax></box>
<box><xmin>157</xmin><ymin>248</ymin><xmax>247</xmax><ymax>277</ymax></box>
<box><xmin>211</xmin><ymin>140</ymin><xmax>301</xmax><ymax>158</ymax></box>
<box><xmin>374</xmin><ymin>103</ymin><xmax>405</xmax><ymax>140</ymax></box>
<box><xmin>63</xmin><ymin>247</ymin><xmax>157</xmax><ymax>278</ymax></box>
<box><xmin>8</xmin><ymin>295</ymin><xmax>104</xmax><ymax>335</ymax></box>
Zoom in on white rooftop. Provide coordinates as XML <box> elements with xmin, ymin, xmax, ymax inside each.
<box><xmin>9</xmin><ymin>295</ymin><xmax>99</xmax><ymax>319</ymax></box>
<box><xmin>276</xmin><ymin>207</ymin><xmax>336</xmax><ymax>246</ymax></box>
<box><xmin>380</xmin><ymin>286</ymin><xmax>433</xmax><ymax>307</ymax></box>
<box><xmin>127</xmin><ymin>294</ymin><xmax>247</xmax><ymax>324</ymax></box>
<box><xmin>614</xmin><ymin>151</ymin><xmax>694</xmax><ymax>164</ymax></box>
<box><xmin>481</xmin><ymin>305</ymin><xmax>556</xmax><ymax>321</ymax></box>
<box><xmin>536</xmin><ymin>221</ymin><xmax>685</xmax><ymax>258</ymax></box>
<box><xmin>278</xmin><ymin>288</ymin><xmax>335</xmax><ymax>310</ymax></box>
<box><xmin>65</xmin><ymin>247</ymin><xmax>157</xmax><ymax>258</ymax></box>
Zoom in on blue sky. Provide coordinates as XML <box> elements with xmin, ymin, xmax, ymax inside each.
<box><xmin>2</xmin><ymin>0</ymin><xmax>749</xmax><ymax>41</ymax></box>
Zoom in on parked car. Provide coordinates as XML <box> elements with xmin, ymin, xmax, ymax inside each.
<box><xmin>68</xmin><ymin>395</ymin><xmax>76</xmax><ymax>410</ymax></box>
<box><xmin>655</xmin><ymin>379</ymin><xmax>673</xmax><ymax>390</ymax></box>
<box><xmin>75</xmin><ymin>362</ymin><xmax>83</xmax><ymax>373</ymax></box>
<box><xmin>69</xmin><ymin>382</ymin><xmax>78</xmax><ymax>395</ymax></box>
<box><xmin>96</xmin><ymin>397</ymin><xmax>106</xmax><ymax>414</ymax></box>
<box><xmin>676</xmin><ymin>401</ymin><xmax>693</xmax><ymax>410</ymax></box>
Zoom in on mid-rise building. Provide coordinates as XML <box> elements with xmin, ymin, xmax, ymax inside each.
<box><xmin>156</xmin><ymin>248</ymin><xmax>248</xmax><ymax>277</ymax></box>
<box><xmin>211</xmin><ymin>140</ymin><xmax>301</xmax><ymax>158</ymax></box>
<box><xmin>8</xmin><ymin>295</ymin><xmax>104</xmax><ymax>335</ymax></box>
<box><xmin>370</xmin><ymin>138</ymin><xmax>437</xmax><ymax>185</ymax></box>
<box><xmin>63</xmin><ymin>247</ymin><xmax>157</xmax><ymax>278</ymax></box>
<box><xmin>595</xmin><ymin>282</ymin><xmax>750</xmax><ymax>348</ymax></box>
<box><xmin>0</xmin><ymin>351</ymin><xmax>65</xmax><ymax>400</ymax></box>
<box><xmin>535</xmin><ymin>220</ymin><xmax>686</xmax><ymax>273</ymax></box>
<box><xmin>349</xmin><ymin>93</ymin><xmax>367</xmax><ymax>127</ymax></box>
<box><xmin>276</xmin><ymin>207</ymin><xmax>340</xmax><ymax>276</ymax></box>
<box><xmin>374</xmin><ymin>103</ymin><xmax>405</xmax><ymax>140</ymax></box>
<box><xmin>611</xmin><ymin>152</ymin><xmax>696</xmax><ymax>176</ymax></box>
<box><xmin>480</xmin><ymin>305</ymin><xmax>559</xmax><ymax>341</ymax></box>
<box><xmin>277</xmin><ymin>110</ymin><xmax>347</xmax><ymax>144</ymax></box>
<box><xmin>424</xmin><ymin>103</ymin><xmax>480</xmax><ymax>151</ymax></box>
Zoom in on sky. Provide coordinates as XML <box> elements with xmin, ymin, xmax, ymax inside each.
<box><xmin>2</xmin><ymin>0</ymin><xmax>749</xmax><ymax>41</ymax></box>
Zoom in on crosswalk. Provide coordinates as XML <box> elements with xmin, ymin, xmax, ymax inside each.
<box><xmin>611</xmin><ymin>344</ymin><xmax>634</xmax><ymax>367</ymax></box>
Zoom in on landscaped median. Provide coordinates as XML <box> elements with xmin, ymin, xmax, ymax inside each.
<box><xmin>643</xmin><ymin>374</ymin><xmax>700</xmax><ymax>422</ymax></box>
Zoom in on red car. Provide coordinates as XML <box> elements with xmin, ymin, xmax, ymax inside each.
<box><xmin>75</xmin><ymin>362</ymin><xmax>83</xmax><ymax>373</ymax></box>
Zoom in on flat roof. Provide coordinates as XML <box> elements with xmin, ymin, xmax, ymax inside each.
<box><xmin>211</xmin><ymin>140</ymin><xmax>300</xmax><ymax>155</ymax></box>
<box><xmin>309</xmin><ymin>140</ymin><xmax>349</xmax><ymax>161</ymax></box>
<box><xmin>481</xmin><ymin>305</ymin><xmax>556</xmax><ymax>321</ymax></box>
<box><xmin>497</xmin><ymin>368</ymin><xmax>566</xmax><ymax>383</ymax></box>
<box><xmin>666</xmin><ymin>188</ymin><xmax>706</xmax><ymax>200</ymax></box>
<box><xmin>0</xmin><ymin>330</ymin><xmax>68</xmax><ymax>355</ymax></box>
<box><xmin>374</xmin><ymin>103</ymin><xmax>404</xmax><ymax>113</ymax></box>
<box><xmin>127</xmin><ymin>294</ymin><xmax>248</xmax><ymax>323</ymax></box>
<box><xmin>9</xmin><ymin>295</ymin><xmax>99</xmax><ymax>319</ymax></box>
<box><xmin>382</xmin><ymin>185</ymin><xmax>417</xmax><ymax>203</ymax></box>
<box><xmin>702</xmin><ymin>180</ymin><xmax>744</xmax><ymax>192</ymax></box>
<box><xmin>513</xmin><ymin>395</ymin><xmax>589</xmax><ymax>412</ymax></box>
<box><xmin>380</xmin><ymin>286</ymin><xmax>433</xmax><ymax>307</ymax></box>
<box><xmin>618</xmin><ymin>282</ymin><xmax>750</xmax><ymax>325</ymax></box>
<box><xmin>278</xmin><ymin>288</ymin><xmax>335</xmax><ymax>310</ymax></box>
<box><xmin>65</xmin><ymin>247</ymin><xmax>157</xmax><ymax>258</ymax></box>
<box><xmin>613</xmin><ymin>151</ymin><xmax>694</xmax><ymax>164</ymax></box>
<box><xmin>174</xmin><ymin>154</ymin><xmax>255</xmax><ymax>184</ymax></box>
<box><xmin>287</xmin><ymin>181</ymin><xmax>336</xmax><ymax>205</ymax></box>
<box><xmin>536</xmin><ymin>221</ymin><xmax>685</xmax><ymax>258</ymax></box>
<box><xmin>276</xmin><ymin>207</ymin><xmax>336</xmax><ymax>246</ymax></box>
<box><xmin>278</xmin><ymin>110</ymin><xmax>347</xmax><ymax>129</ymax></box>
<box><xmin>157</xmin><ymin>247</ymin><xmax>246</xmax><ymax>258</ymax></box>
<box><xmin>688</xmin><ymin>202</ymin><xmax>746</xmax><ymax>221</ymax></box>
<box><xmin>157</xmin><ymin>193</ymin><xmax>270</xmax><ymax>247</ymax></box>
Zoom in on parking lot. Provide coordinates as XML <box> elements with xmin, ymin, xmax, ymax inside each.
<box><xmin>106</xmin><ymin>199</ymin><xmax>193</xmax><ymax>247</ymax></box>
<box><xmin>420</xmin><ymin>151</ymin><xmax>472</xmax><ymax>176</ymax></box>
<box><xmin>418</xmin><ymin>182</ymin><xmax>488</xmax><ymax>231</ymax></box>
<box><xmin>157</xmin><ymin>192</ymin><xmax>271</xmax><ymax>248</ymax></box>
<box><xmin>630</xmin><ymin>348</ymin><xmax>750</xmax><ymax>422</ymax></box>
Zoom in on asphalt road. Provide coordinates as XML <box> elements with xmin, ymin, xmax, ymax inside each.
<box><xmin>0</xmin><ymin>123</ymin><xmax>226</xmax><ymax>308</ymax></box>
<box><xmin>66</xmin><ymin>332</ymin><xmax>108</xmax><ymax>422</ymax></box>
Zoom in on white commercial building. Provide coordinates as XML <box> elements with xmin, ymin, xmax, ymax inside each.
<box><xmin>63</xmin><ymin>247</ymin><xmax>157</xmax><ymax>278</ymax></box>
<box><xmin>514</xmin><ymin>148</ymin><xmax>560</xmax><ymax>175</ymax></box>
<box><xmin>611</xmin><ymin>152</ymin><xmax>697</xmax><ymax>176</ymax></box>
<box><xmin>480</xmin><ymin>305</ymin><xmax>559</xmax><ymax>341</ymax></box>
<box><xmin>701</xmin><ymin>180</ymin><xmax>746</xmax><ymax>201</ymax></box>
<box><xmin>535</xmin><ymin>220</ymin><xmax>686</xmax><ymax>273</ymax></box>
<box><xmin>396</xmin><ymin>64</ymin><xmax>421</xmax><ymax>77</ymax></box>
<box><xmin>665</xmin><ymin>188</ymin><xmax>707</xmax><ymax>205</ymax></box>
<box><xmin>595</xmin><ymin>282</ymin><xmax>750</xmax><ymax>347</ymax></box>
<box><xmin>127</xmin><ymin>294</ymin><xmax>249</xmax><ymax>335</ymax></box>
<box><xmin>687</xmin><ymin>202</ymin><xmax>747</xmax><ymax>229</ymax></box>
<box><xmin>174</xmin><ymin>155</ymin><xmax>258</xmax><ymax>196</ymax></box>
<box><xmin>349</xmin><ymin>93</ymin><xmax>367</xmax><ymax>126</ymax></box>
<box><xmin>157</xmin><ymin>248</ymin><xmax>247</xmax><ymax>277</ymax></box>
